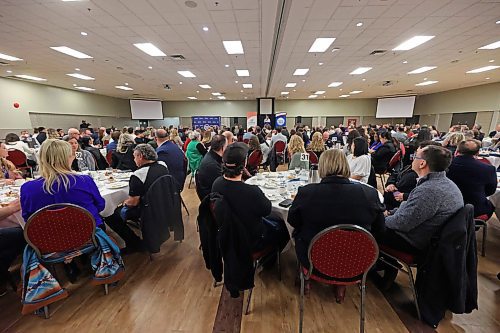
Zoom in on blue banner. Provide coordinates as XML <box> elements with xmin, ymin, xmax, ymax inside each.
<box><xmin>275</xmin><ymin>112</ymin><xmax>287</xmax><ymax>128</ymax></box>
<box><xmin>192</xmin><ymin>116</ymin><xmax>221</xmax><ymax>130</ymax></box>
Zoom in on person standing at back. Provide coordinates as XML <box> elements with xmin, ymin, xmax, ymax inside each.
<box><xmin>196</xmin><ymin>135</ymin><xmax>227</xmax><ymax>200</ymax></box>
<box><xmin>155</xmin><ymin>129</ymin><xmax>185</xmax><ymax>191</ymax></box>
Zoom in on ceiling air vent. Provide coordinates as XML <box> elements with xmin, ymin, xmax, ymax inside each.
<box><xmin>170</xmin><ymin>54</ymin><xmax>186</xmax><ymax>60</ymax></box>
<box><xmin>382</xmin><ymin>80</ymin><xmax>394</xmax><ymax>86</ymax></box>
<box><xmin>369</xmin><ymin>49</ymin><xmax>387</xmax><ymax>55</ymax></box>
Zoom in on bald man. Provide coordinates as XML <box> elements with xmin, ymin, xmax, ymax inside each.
<box><xmin>68</xmin><ymin>128</ymin><xmax>80</xmax><ymax>140</ymax></box>
<box><xmin>222</xmin><ymin>131</ymin><xmax>234</xmax><ymax>145</ymax></box>
<box><xmin>156</xmin><ymin>128</ymin><xmax>186</xmax><ymax>190</ymax></box>
<box><xmin>447</xmin><ymin>139</ymin><xmax>497</xmax><ymax>218</ymax></box>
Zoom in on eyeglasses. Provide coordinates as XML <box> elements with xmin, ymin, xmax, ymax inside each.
<box><xmin>413</xmin><ymin>156</ymin><xmax>426</xmax><ymax>161</ymax></box>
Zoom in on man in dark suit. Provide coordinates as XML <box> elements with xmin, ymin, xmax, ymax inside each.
<box><xmin>447</xmin><ymin>139</ymin><xmax>497</xmax><ymax>218</ymax></box>
<box><xmin>195</xmin><ymin>134</ymin><xmax>227</xmax><ymax>200</ymax></box>
<box><xmin>155</xmin><ymin>129</ymin><xmax>186</xmax><ymax>191</ymax></box>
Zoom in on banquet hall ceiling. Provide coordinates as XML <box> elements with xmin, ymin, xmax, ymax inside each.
<box><xmin>0</xmin><ymin>0</ymin><xmax>499</xmax><ymax>101</ymax></box>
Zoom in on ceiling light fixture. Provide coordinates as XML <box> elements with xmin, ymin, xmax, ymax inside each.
<box><xmin>415</xmin><ymin>81</ymin><xmax>438</xmax><ymax>86</ymax></box>
<box><xmin>285</xmin><ymin>83</ymin><xmax>297</xmax><ymax>87</ymax></box>
<box><xmin>318</xmin><ymin>62</ymin><xmax>324</xmax><ymax>66</ymax></box>
<box><xmin>236</xmin><ymin>69</ymin><xmax>250</xmax><ymax>77</ymax></box>
<box><xmin>362</xmin><ymin>78</ymin><xmax>366</xmax><ymax>81</ymax></box>
<box><xmin>217</xmin><ymin>96</ymin><xmax>226</xmax><ymax>100</ymax></box>
<box><xmin>223</xmin><ymin>40</ymin><xmax>244</xmax><ymax>54</ymax></box>
<box><xmin>80</xmin><ymin>32</ymin><xmax>88</xmax><ymax>36</ymax></box>
<box><xmin>124</xmin><ymin>83</ymin><xmax>128</xmax><ymax>85</ymax></box>
<box><xmin>224</xmin><ymin>64</ymin><xmax>229</xmax><ymax>68</ymax></box>
<box><xmin>350</xmin><ymin>67</ymin><xmax>372</xmax><ymax>75</ymax></box>
<box><xmin>177</xmin><ymin>70</ymin><xmax>196</xmax><ymax>78</ymax></box>
<box><xmin>0</xmin><ymin>52</ymin><xmax>23</xmax><ymax>61</ymax></box>
<box><xmin>235</xmin><ymin>80</ymin><xmax>238</xmax><ymax>83</ymax></box>
<box><xmin>339</xmin><ymin>94</ymin><xmax>350</xmax><ymax>98</ymax></box>
<box><xmin>478</xmin><ymin>41</ymin><xmax>500</xmax><ymax>50</ymax></box>
<box><xmin>314</xmin><ymin>90</ymin><xmax>325</xmax><ymax>94</ymax></box>
<box><xmin>75</xmin><ymin>68</ymin><xmax>80</xmax><ymax>71</ymax></box>
<box><xmin>66</xmin><ymin>73</ymin><xmax>95</xmax><ymax>80</ymax></box>
<box><xmin>72</xmin><ymin>84</ymin><xmax>77</xmax><ymax>87</ymax></box>
<box><xmin>294</xmin><ymin>68</ymin><xmax>309</xmax><ymax>75</ymax></box>
<box><xmin>489</xmin><ymin>60</ymin><xmax>495</xmax><ymax>63</ymax></box>
<box><xmin>350</xmin><ymin>90</ymin><xmax>363</xmax><ymax>94</ymax></box>
<box><xmin>50</xmin><ymin>46</ymin><xmax>93</xmax><ymax>59</ymax></box>
<box><xmin>148</xmin><ymin>66</ymin><xmax>153</xmax><ymax>69</ymax></box>
<box><xmin>75</xmin><ymin>86</ymin><xmax>95</xmax><ymax>91</ymax></box>
<box><xmin>407</xmin><ymin>66</ymin><xmax>437</xmax><ymax>74</ymax></box>
<box><xmin>202</xmin><ymin>26</ymin><xmax>209</xmax><ymax>32</ymax></box>
<box><xmin>485</xmin><ymin>77</ymin><xmax>490</xmax><ymax>80</ymax></box>
<box><xmin>466</xmin><ymin>65</ymin><xmax>500</xmax><ymax>73</ymax></box>
<box><xmin>179</xmin><ymin>81</ymin><xmax>183</xmax><ymax>84</ymax></box>
<box><xmin>308</xmin><ymin>37</ymin><xmax>336</xmax><ymax>53</ymax></box>
<box><xmin>199</xmin><ymin>84</ymin><xmax>211</xmax><ymax>89</ymax></box>
<box><xmin>6</xmin><ymin>70</ymin><xmax>12</xmax><ymax>73</ymax></box>
<box><xmin>242</xmin><ymin>83</ymin><xmax>252</xmax><ymax>88</ymax></box>
<box><xmin>212</xmin><ymin>92</ymin><xmax>221</xmax><ymax>96</ymax></box>
<box><xmin>392</xmin><ymin>36</ymin><xmax>435</xmax><ymax>51</ymax></box>
<box><xmin>281</xmin><ymin>92</ymin><xmax>289</xmax><ymax>95</ymax></box>
<box><xmin>14</xmin><ymin>74</ymin><xmax>46</xmax><ymax>81</ymax></box>
<box><xmin>327</xmin><ymin>82</ymin><xmax>343</xmax><ymax>87</ymax></box>
<box><xmin>133</xmin><ymin>43</ymin><xmax>166</xmax><ymax>56</ymax></box>
<box><xmin>115</xmin><ymin>85</ymin><xmax>133</xmax><ymax>91</ymax></box>
<box><xmin>187</xmin><ymin>97</ymin><xmax>197</xmax><ymax>100</ymax></box>
<box><xmin>356</xmin><ymin>22</ymin><xmax>363</xmax><ymax>27</ymax></box>
<box><xmin>308</xmin><ymin>95</ymin><xmax>318</xmax><ymax>98</ymax></box>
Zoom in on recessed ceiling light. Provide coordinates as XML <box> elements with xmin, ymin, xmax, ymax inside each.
<box><xmin>242</xmin><ymin>83</ymin><xmax>252</xmax><ymax>88</ymax></box>
<box><xmin>466</xmin><ymin>65</ymin><xmax>500</xmax><ymax>73</ymax></box>
<box><xmin>496</xmin><ymin>20</ymin><xmax>500</xmax><ymax>24</ymax></box>
<box><xmin>133</xmin><ymin>43</ymin><xmax>166</xmax><ymax>56</ymax></box>
<box><xmin>236</xmin><ymin>69</ymin><xmax>250</xmax><ymax>77</ymax></box>
<box><xmin>403</xmin><ymin>60</ymin><xmax>408</xmax><ymax>64</ymax></box>
<box><xmin>392</xmin><ymin>36</ymin><xmax>435</xmax><ymax>51</ymax></box>
<box><xmin>308</xmin><ymin>95</ymin><xmax>318</xmax><ymax>98</ymax></box>
<box><xmin>286</xmin><ymin>83</ymin><xmax>297</xmax><ymax>87</ymax></box>
<box><xmin>350</xmin><ymin>67</ymin><xmax>372</xmax><ymax>75</ymax></box>
<box><xmin>327</xmin><ymin>81</ymin><xmax>343</xmax><ymax>87</ymax></box>
<box><xmin>212</xmin><ymin>92</ymin><xmax>221</xmax><ymax>96</ymax></box>
<box><xmin>423</xmin><ymin>77</ymin><xmax>428</xmax><ymax>80</ymax></box>
<box><xmin>318</xmin><ymin>62</ymin><xmax>324</xmax><ymax>66</ymax></box>
<box><xmin>223</xmin><ymin>40</ymin><xmax>244</xmax><ymax>54</ymax></box>
<box><xmin>148</xmin><ymin>66</ymin><xmax>153</xmax><ymax>69</ymax></box>
<box><xmin>50</xmin><ymin>46</ymin><xmax>93</xmax><ymax>59</ymax></box>
<box><xmin>187</xmin><ymin>96</ymin><xmax>197</xmax><ymax>100</ymax></box>
<box><xmin>124</xmin><ymin>83</ymin><xmax>128</xmax><ymax>85</ymax></box>
<box><xmin>0</xmin><ymin>52</ymin><xmax>23</xmax><ymax>61</ymax></box>
<box><xmin>489</xmin><ymin>60</ymin><xmax>495</xmax><ymax>63</ymax></box>
<box><xmin>235</xmin><ymin>80</ymin><xmax>238</xmax><ymax>83</ymax></box>
<box><xmin>199</xmin><ymin>84</ymin><xmax>212</xmax><ymax>89</ymax></box>
<box><xmin>407</xmin><ymin>66</ymin><xmax>437</xmax><ymax>74</ymax></box>
<box><xmin>308</xmin><ymin>37</ymin><xmax>336</xmax><ymax>53</ymax></box>
<box><xmin>362</xmin><ymin>78</ymin><xmax>366</xmax><ymax>81</ymax></box>
<box><xmin>281</xmin><ymin>92</ymin><xmax>289</xmax><ymax>95</ymax></box>
<box><xmin>350</xmin><ymin>90</ymin><xmax>363</xmax><ymax>94</ymax></box>
<box><xmin>209</xmin><ymin>97</ymin><xmax>212</xmax><ymax>100</ymax></box>
<box><xmin>14</xmin><ymin>74</ymin><xmax>46</xmax><ymax>81</ymax></box>
<box><xmin>485</xmin><ymin>77</ymin><xmax>490</xmax><ymax>80</ymax></box>
<box><xmin>6</xmin><ymin>70</ymin><xmax>12</xmax><ymax>73</ymax></box>
<box><xmin>302</xmin><ymin>79</ymin><xmax>306</xmax><ymax>82</ymax></box>
<box><xmin>202</xmin><ymin>26</ymin><xmax>209</xmax><ymax>32</ymax></box>
<box><xmin>177</xmin><ymin>70</ymin><xmax>196</xmax><ymax>78</ymax></box>
<box><xmin>224</xmin><ymin>64</ymin><xmax>229</xmax><ymax>68</ymax></box>
<box><xmin>115</xmin><ymin>85</ymin><xmax>133</xmax><ymax>91</ymax></box>
<box><xmin>75</xmin><ymin>86</ymin><xmax>95</xmax><ymax>91</ymax></box>
<box><xmin>479</xmin><ymin>41</ymin><xmax>500</xmax><ymax>50</ymax></box>
<box><xmin>415</xmin><ymin>80</ymin><xmax>438</xmax><ymax>86</ymax></box>
<box><xmin>293</xmin><ymin>68</ymin><xmax>309</xmax><ymax>76</ymax></box>
<box><xmin>80</xmin><ymin>32</ymin><xmax>88</xmax><ymax>36</ymax></box>
<box><xmin>67</xmin><ymin>73</ymin><xmax>94</xmax><ymax>80</ymax></box>
<box><xmin>218</xmin><ymin>96</ymin><xmax>226</xmax><ymax>100</ymax></box>
<box><xmin>293</xmin><ymin>89</ymin><xmax>296</xmax><ymax>92</ymax></box>
<box><xmin>75</xmin><ymin>68</ymin><xmax>80</xmax><ymax>71</ymax></box>
<box><xmin>72</xmin><ymin>84</ymin><xmax>77</xmax><ymax>86</ymax></box>
<box><xmin>196</xmin><ymin>90</ymin><xmax>199</xmax><ymax>93</ymax></box>
<box><xmin>179</xmin><ymin>81</ymin><xmax>183</xmax><ymax>84</ymax></box>
<box><xmin>314</xmin><ymin>90</ymin><xmax>325</xmax><ymax>94</ymax></box>
<box><xmin>339</xmin><ymin>94</ymin><xmax>350</xmax><ymax>98</ymax></box>
<box><xmin>356</xmin><ymin>22</ymin><xmax>363</xmax><ymax>27</ymax></box>
<box><xmin>244</xmin><ymin>97</ymin><xmax>248</xmax><ymax>99</ymax></box>
<box><xmin>240</xmin><ymin>90</ymin><xmax>244</xmax><ymax>92</ymax></box>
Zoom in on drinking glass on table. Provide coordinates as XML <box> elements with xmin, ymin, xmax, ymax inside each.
<box><xmin>294</xmin><ymin>167</ymin><xmax>301</xmax><ymax>176</ymax></box>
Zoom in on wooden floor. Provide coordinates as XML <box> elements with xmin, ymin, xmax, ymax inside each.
<box><xmin>1</xmin><ymin>175</ymin><xmax>499</xmax><ymax>333</ymax></box>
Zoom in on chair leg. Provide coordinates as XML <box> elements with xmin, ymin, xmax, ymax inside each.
<box><xmin>299</xmin><ymin>269</ymin><xmax>305</xmax><ymax>333</ymax></box>
<box><xmin>245</xmin><ymin>288</ymin><xmax>253</xmax><ymax>315</ymax></box>
<box><xmin>482</xmin><ymin>223</ymin><xmax>487</xmax><ymax>257</ymax></box>
<box><xmin>104</xmin><ymin>283</ymin><xmax>109</xmax><ymax>295</ymax></box>
<box><xmin>407</xmin><ymin>265</ymin><xmax>421</xmax><ymax>321</ymax></box>
<box><xmin>277</xmin><ymin>251</ymin><xmax>281</xmax><ymax>281</ymax></box>
<box><xmin>360</xmin><ymin>277</ymin><xmax>367</xmax><ymax>333</ymax></box>
<box><xmin>43</xmin><ymin>305</ymin><xmax>49</xmax><ymax>319</ymax></box>
<box><xmin>180</xmin><ymin>197</ymin><xmax>190</xmax><ymax>216</ymax></box>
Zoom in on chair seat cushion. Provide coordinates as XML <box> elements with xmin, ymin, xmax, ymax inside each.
<box><xmin>379</xmin><ymin>244</ymin><xmax>416</xmax><ymax>265</ymax></box>
<box><xmin>474</xmin><ymin>214</ymin><xmax>489</xmax><ymax>222</ymax></box>
<box><xmin>41</xmin><ymin>243</ymin><xmax>96</xmax><ymax>264</ymax></box>
<box><xmin>301</xmin><ymin>266</ymin><xmax>362</xmax><ymax>286</ymax></box>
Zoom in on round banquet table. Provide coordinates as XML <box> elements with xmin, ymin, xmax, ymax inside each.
<box><xmin>488</xmin><ymin>172</ymin><xmax>500</xmax><ymax>218</ymax></box>
<box><xmin>246</xmin><ymin>171</ymin><xmax>384</xmax><ymax>235</ymax></box>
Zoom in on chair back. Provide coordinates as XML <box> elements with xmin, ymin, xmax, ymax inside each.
<box><xmin>103</xmin><ymin>139</ymin><xmax>110</xmax><ymax>146</ymax></box>
<box><xmin>308</xmin><ymin>151</ymin><xmax>319</xmax><ymax>165</ymax></box>
<box><xmin>248</xmin><ymin>150</ymin><xmax>263</xmax><ymax>169</ymax></box>
<box><xmin>388</xmin><ymin>150</ymin><xmax>402</xmax><ymax>170</ymax></box>
<box><xmin>307</xmin><ymin>224</ymin><xmax>378</xmax><ymax>281</ymax></box>
<box><xmin>106</xmin><ymin>150</ymin><xmax>113</xmax><ymax>165</ymax></box>
<box><xmin>274</xmin><ymin>141</ymin><xmax>286</xmax><ymax>154</ymax></box>
<box><xmin>7</xmin><ymin>149</ymin><xmax>28</xmax><ymax>167</ymax></box>
<box><xmin>24</xmin><ymin>204</ymin><xmax>97</xmax><ymax>257</ymax></box>
<box><xmin>476</xmin><ymin>157</ymin><xmax>491</xmax><ymax>165</ymax></box>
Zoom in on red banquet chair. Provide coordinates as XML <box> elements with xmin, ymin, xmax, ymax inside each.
<box><xmin>7</xmin><ymin>149</ymin><xmax>33</xmax><ymax>176</ymax></box>
<box><xmin>274</xmin><ymin>141</ymin><xmax>286</xmax><ymax>165</ymax></box>
<box><xmin>307</xmin><ymin>150</ymin><xmax>319</xmax><ymax>166</ymax></box>
<box><xmin>299</xmin><ymin>225</ymin><xmax>379</xmax><ymax>333</ymax></box>
<box><xmin>377</xmin><ymin>150</ymin><xmax>402</xmax><ymax>185</ymax></box>
<box><xmin>24</xmin><ymin>203</ymin><xmax>109</xmax><ymax>318</ymax></box>
<box><xmin>247</xmin><ymin>150</ymin><xmax>263</xmax><ymax>175</ymax></box>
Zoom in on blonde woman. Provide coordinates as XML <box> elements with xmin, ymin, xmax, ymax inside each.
<box><xmin>20</xmin><ymin>139</ymin><xmax>105</xmax><ymax>228</ymax></box>
<box><xmin>443</xmin><ymin>132</ymin><xmax>465</xmax><ymax>156</ymax></box>
<box><xmin>169</xmin><ymin>128</ymin><xmax>183</xmax><ymax>149</ymax></box>
<box><xmin>0</xmin><ymin>143</ymin><xmax>22</xmax><ymax>184</ymax></box>
<box><xmin>308</xmin><ymin>132</ymin><xmax>325</xmax><ymax>158</ymax></box>
<box><xmin>288</xmin><ymin>148</ymin><xmax>385</xmax><ymax>303</ymax></box>
<box><xmin>47</xmin><ymin>128</ymin><xmax>59</xmax><ymax>140</ymax></box>
<box><xmin>201</xmin><ymin>129</ymin><xmax>212</xmax><ymax>149</ymax></box>
<box><xmin>288</xmin><ymin>134</ymin><xmax>309</xmax><ymax>170</ymax></box>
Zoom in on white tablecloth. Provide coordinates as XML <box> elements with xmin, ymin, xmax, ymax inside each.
<box><xmin>485</xmin><ymin>156</ymin><xmax>500</xmax><ymax>169</ymax></box>
<box><xmin>488</xmin><ymin>172</ymin><xmax>500</xmax><ymax>218</ymax></box>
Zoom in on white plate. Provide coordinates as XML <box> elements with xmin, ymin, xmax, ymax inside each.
<box><xmin>263</xmin><ymin>183</ymin><xmax>278</xmax><ymax>189</ymax></box>
<box><xmin>106</xmin><ymin>182</ymin><xmax>128</xmax><ymax>189</ymax></box>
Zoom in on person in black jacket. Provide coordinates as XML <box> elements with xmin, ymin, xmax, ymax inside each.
<box><xmin>371</xmin><ymin>131</ymin><xmax>396</xmax><ymax>174</ymax></box>
<box><xmin>196</xmin><ymin>134</ymin><xmax>227</xmax><ymax>200</ymax></box>
<box><xmin>288</xmin><ymin>148</ymin><xmax>385</xmax><ymax>302</ymax></box>
<box><xmin>111</xmin><ymin>133</ymin><xmax>137</xmax><ymax>171</ymax></box>
<box><xmin>80</xmin><ymin>136</ymin><xmax>109</xmax><ymax>170</ymax></box>
<box><xmin>447</xmin><ymin>139</ymin><xmax>497</xmax><ymax>218</ymax></box>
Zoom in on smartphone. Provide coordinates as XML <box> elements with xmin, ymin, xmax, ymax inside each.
<box><xmin>279</xmin><ymin>199</ymin><xmax>293</xmax><ymax>208</ymax></box>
